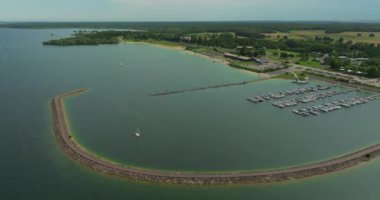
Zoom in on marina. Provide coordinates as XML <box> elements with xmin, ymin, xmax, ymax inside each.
<box><xmin>272</xmin><ymin>89</ymin><xmax>356</xmax><ymax>108</ymax></box>
<box><xmin>246</xmin><ymin>82</ymin><xmax>379</xmax><ymax>117</ymax></box>
<box><xmin>247</xmin><ymin>85</ymin><xmax>335</xmax><ymax>103</ymax></box>
<box><xmin>51</xmin><ymin>89</ymin><xmax>380</xmax><ymax>185</ymax></box>
<box><xmin>4</xmin><ymin>28</ymin><xmax>380</xmax><ymax>200</ymax></box>
<box><xmin>292</xmin><ymin>95</ymin><xmax>380</xmax><ymax>117</ymax></box>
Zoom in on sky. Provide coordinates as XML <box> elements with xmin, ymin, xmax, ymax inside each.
<box><xmin>1</xmin><ymin>0</ymin><xmax>380</xmax><ymax>22</ymax></box>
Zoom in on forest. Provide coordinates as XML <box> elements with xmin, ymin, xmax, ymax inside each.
<box><xmin>35</xmin><ymin>22</ymin><xmax>380</xmax><ymax>78</ymax></box>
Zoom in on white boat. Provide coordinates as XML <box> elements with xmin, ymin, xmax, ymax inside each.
<box><xmin>135</xmin><ymin>127</ymin><xmax>141</xmax><ymax>137</ymax></box>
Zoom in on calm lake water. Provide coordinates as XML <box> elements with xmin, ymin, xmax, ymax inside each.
<box><xmin>1</xmin><ymin>28</ymin><xmax>380</xmax><ymax>200</ymax></box>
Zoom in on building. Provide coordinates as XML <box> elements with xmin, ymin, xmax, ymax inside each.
<box><xmin>314</xmin><ymin>54</ymin><xmax>329</xmax><ymax>64</ymax></box>
<box><xmin>351</xmin><ymin>57</ymin><xmax>369</xmax><ymax>65</ymax></box>
<box><xmin>180</xmin><ymin>36</ymin><xmax>192</xmax><ymax>41</ymax></box>
<box><xmin>252</xmin><ymin>57</ymin><xmax>269</xmax><ymax>65</ymax></box>
<box><xmin>224</xmin><ymin>53</ymin><xmax>252</xmax><ymax>62</ymax></box>
<box><xmin>236</xmin><ymin>46</ymin><xmax>254</xmax><ymax>49</ymax></box>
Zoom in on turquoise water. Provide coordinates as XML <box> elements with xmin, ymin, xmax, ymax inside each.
<box><xmin>1</xmin><ymin>28</ymin><xmax>380</xmax><ymax>199</ymax></box>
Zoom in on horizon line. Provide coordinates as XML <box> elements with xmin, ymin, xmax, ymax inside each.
<box><xmin>2</xmin><ymin>20</ymin><xmax>380</xmax><ymax>24</ymax></box>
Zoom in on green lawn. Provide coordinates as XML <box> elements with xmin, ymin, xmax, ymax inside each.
<box><xmin>267</xmin><ymin>30</ymin><xmax>380</xmax><ymax>45</ymax></box>
<box><xmin>274</xmin><ymin>72</ymin><xmax>309</xmax><ymax>80</ymax></box>
<box><xmin>264</xmin><ymin>32</ymin><xmax>306</xmax><ymax>41</ymax></box>
<box><xmin>186</xmin><ymin>32</ymin><xmax>236</xmax><ymax>37</ymax></box>
<box><xmin>298</xmin><ymin>60</ymin><xmax>319</xmax><ymax>67</ymax></box>
<box><xmin>298</xmin><ymin>60</ymin><xmax>330</xmax><ymax>70</ymax></box>
<box><xmin>266</xmin><ymin>49</ymin><xmax>300</xmax><ymax>62</ymax></box>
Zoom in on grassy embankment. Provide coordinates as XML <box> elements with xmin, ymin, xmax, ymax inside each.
<box><xmin>274</xmin><ymin>72</ymin><xmax>309</xmax><ymax>81</ymax></box>
<box><xmin>228</xmin><ymin>62</ymin><xmax>262</xmax><ymax>73</ymax></box>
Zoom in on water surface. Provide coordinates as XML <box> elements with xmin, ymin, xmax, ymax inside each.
<box><xmin>1</xmin><ymin>28</ymin><xmax>380</xmax><ymax>200</ymax></box>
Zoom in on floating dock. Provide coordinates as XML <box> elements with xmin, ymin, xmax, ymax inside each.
<box><xmin>293</xmin><ymin>95</ymin><xmax>379</xmax><ymax>117</ymax></box>
<box><xmin>272</xmin><ymin>89</ymin><xmax>356</xmax><ymax>108</ymax></box>
<box><xmin>247</xmin><ymin>85</ymin><xmax>336</xmax><ymax>103</ymax></box>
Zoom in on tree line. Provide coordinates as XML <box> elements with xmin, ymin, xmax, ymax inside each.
<box><xmin>43</xmin><ymin>29</ymin><xmax>380</xmax><ymax>77</ymax></box>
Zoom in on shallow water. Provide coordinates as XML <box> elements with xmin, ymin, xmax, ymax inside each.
<box><xmin>1</xmin><ymin>28</ymin><xmax>380</xmax><ymax>199</ymax></box>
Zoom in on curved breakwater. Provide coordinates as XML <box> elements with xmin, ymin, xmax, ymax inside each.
<box><xmin>52</xmin><ymin>89</ymin><xmax>380</xmax><ymax>185</ymax></box>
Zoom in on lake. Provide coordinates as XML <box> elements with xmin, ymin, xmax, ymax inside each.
<box><xmin>1</xmin><ymin>28</ymin><xmax>380</xmax><ymax>200</ymax></box>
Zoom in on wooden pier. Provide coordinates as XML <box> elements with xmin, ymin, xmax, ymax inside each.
<box><xmin>149</xmin><ymin>78</ymin><xmax>269</xmax><ymax>96</ymax></box>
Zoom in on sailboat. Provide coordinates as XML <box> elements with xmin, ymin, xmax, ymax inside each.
<box><xmin>135</xmin><ymin>127</ymin><xmax>141</xmax><ymax>137</ymax></box>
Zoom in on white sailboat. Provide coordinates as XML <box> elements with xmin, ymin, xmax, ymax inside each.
<box><xmin>135</xmin><ymin>127</ymin><xmax>141</xmax><ymax>137</ymax></box>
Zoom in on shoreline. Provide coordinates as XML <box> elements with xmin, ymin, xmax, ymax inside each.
<box><xmin>52</xmin><ymin>88</ymin><xmax>380</xmax><ymax>185</ymax></box>
<box><xmin>308</xmin><ymin>74</ymin><xmax>380</xmax><ymax>93</ymax></box>
<box><xmin>122</xmin><ymin>40</ymin><xmax>380</xmax><ymax>89</ymax></box>
<box><xmin>121</xmin><ymin>40</ymin><xmax>270</xmax><ymax>78</ymax></box>
<box><xmin>122</xmin><ymin>40</ymin><xmax>227</xmax><ymax>64</ymax></box>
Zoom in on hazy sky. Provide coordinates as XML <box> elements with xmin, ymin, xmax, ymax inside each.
<box><xmin>1</xmin><ymin>0</ymin><xmax>380</xmax><ymax>22</ymax></box>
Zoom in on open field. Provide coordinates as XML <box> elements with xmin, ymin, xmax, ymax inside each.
<box><xmin>274</xmin><ymin>72</ymin><xmax>308</xmax><ymax>80</ymax></box>
<box><xmin>298</xmin><ymin>60</ymin><xmax>331</xmax><ymax>70</ymax></box>
<box><xmin>265</xmin><ymin>32</ymin><xmax>306</xmax><ymax>40</ymax></box>
<box><xmin>266</xmin><ymin>49</ymin><xmax>300</xmax><ymax>62</ymax></box>
<box><xmin>185</xmin><ymin>32</ymin><xmax>237</xmax><ymax>37</ymax></box>
<box><xmin>265</xmin><ymin>30</ymin><xmax>380</xmax><ymax>44</ymax></box>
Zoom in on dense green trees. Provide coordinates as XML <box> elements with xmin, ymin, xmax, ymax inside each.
<box><xmin>299</xmin><ymin>53</ymin><xmax>310</xmax><ymax>61</ymax></box>
<box><xmin>280</xmin><ymin>52</ymin><xmax>289</xmax><ymax>58</ymax></box>
<box><xmin>7</xmin><ymin>21</ymin><xmax>380</xmax><ymax>34</ymax></box>
<box><xmin>254</xmin><ymin>49</ymin><xmax>266</xmax><ymax>57</ymax></box>
<box><xmin>42</xmin><ymin>28</ymin><xmax>380</xmax><ymax>78</ymax></box>
<box><xmin>239</xmin><ymin>46</ymin><xmax>251</xmax><ymax>56</ymax></box>
<box><xmin>325</xmin><ymin>57</ymin><xmax>343</xmax><ymax>69</ymax></box>
<box><xmin>368</xmin><ymin>66</ymin><xmax>380</xmax><ymax>77</ymax></box>
<box><xmin>43</xmin><ymin>30</ymin><xmax>182</xmax><ymax>46</ymax></box>
<box><xmin>43</xmin><ymin>36</ymin><xmax>119</xmax><ymax>45</ymax></box>
<box><xmin>44</xmin><ymin>30</ymin><xmax>380</xmax><ymax>60</ymax></box>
